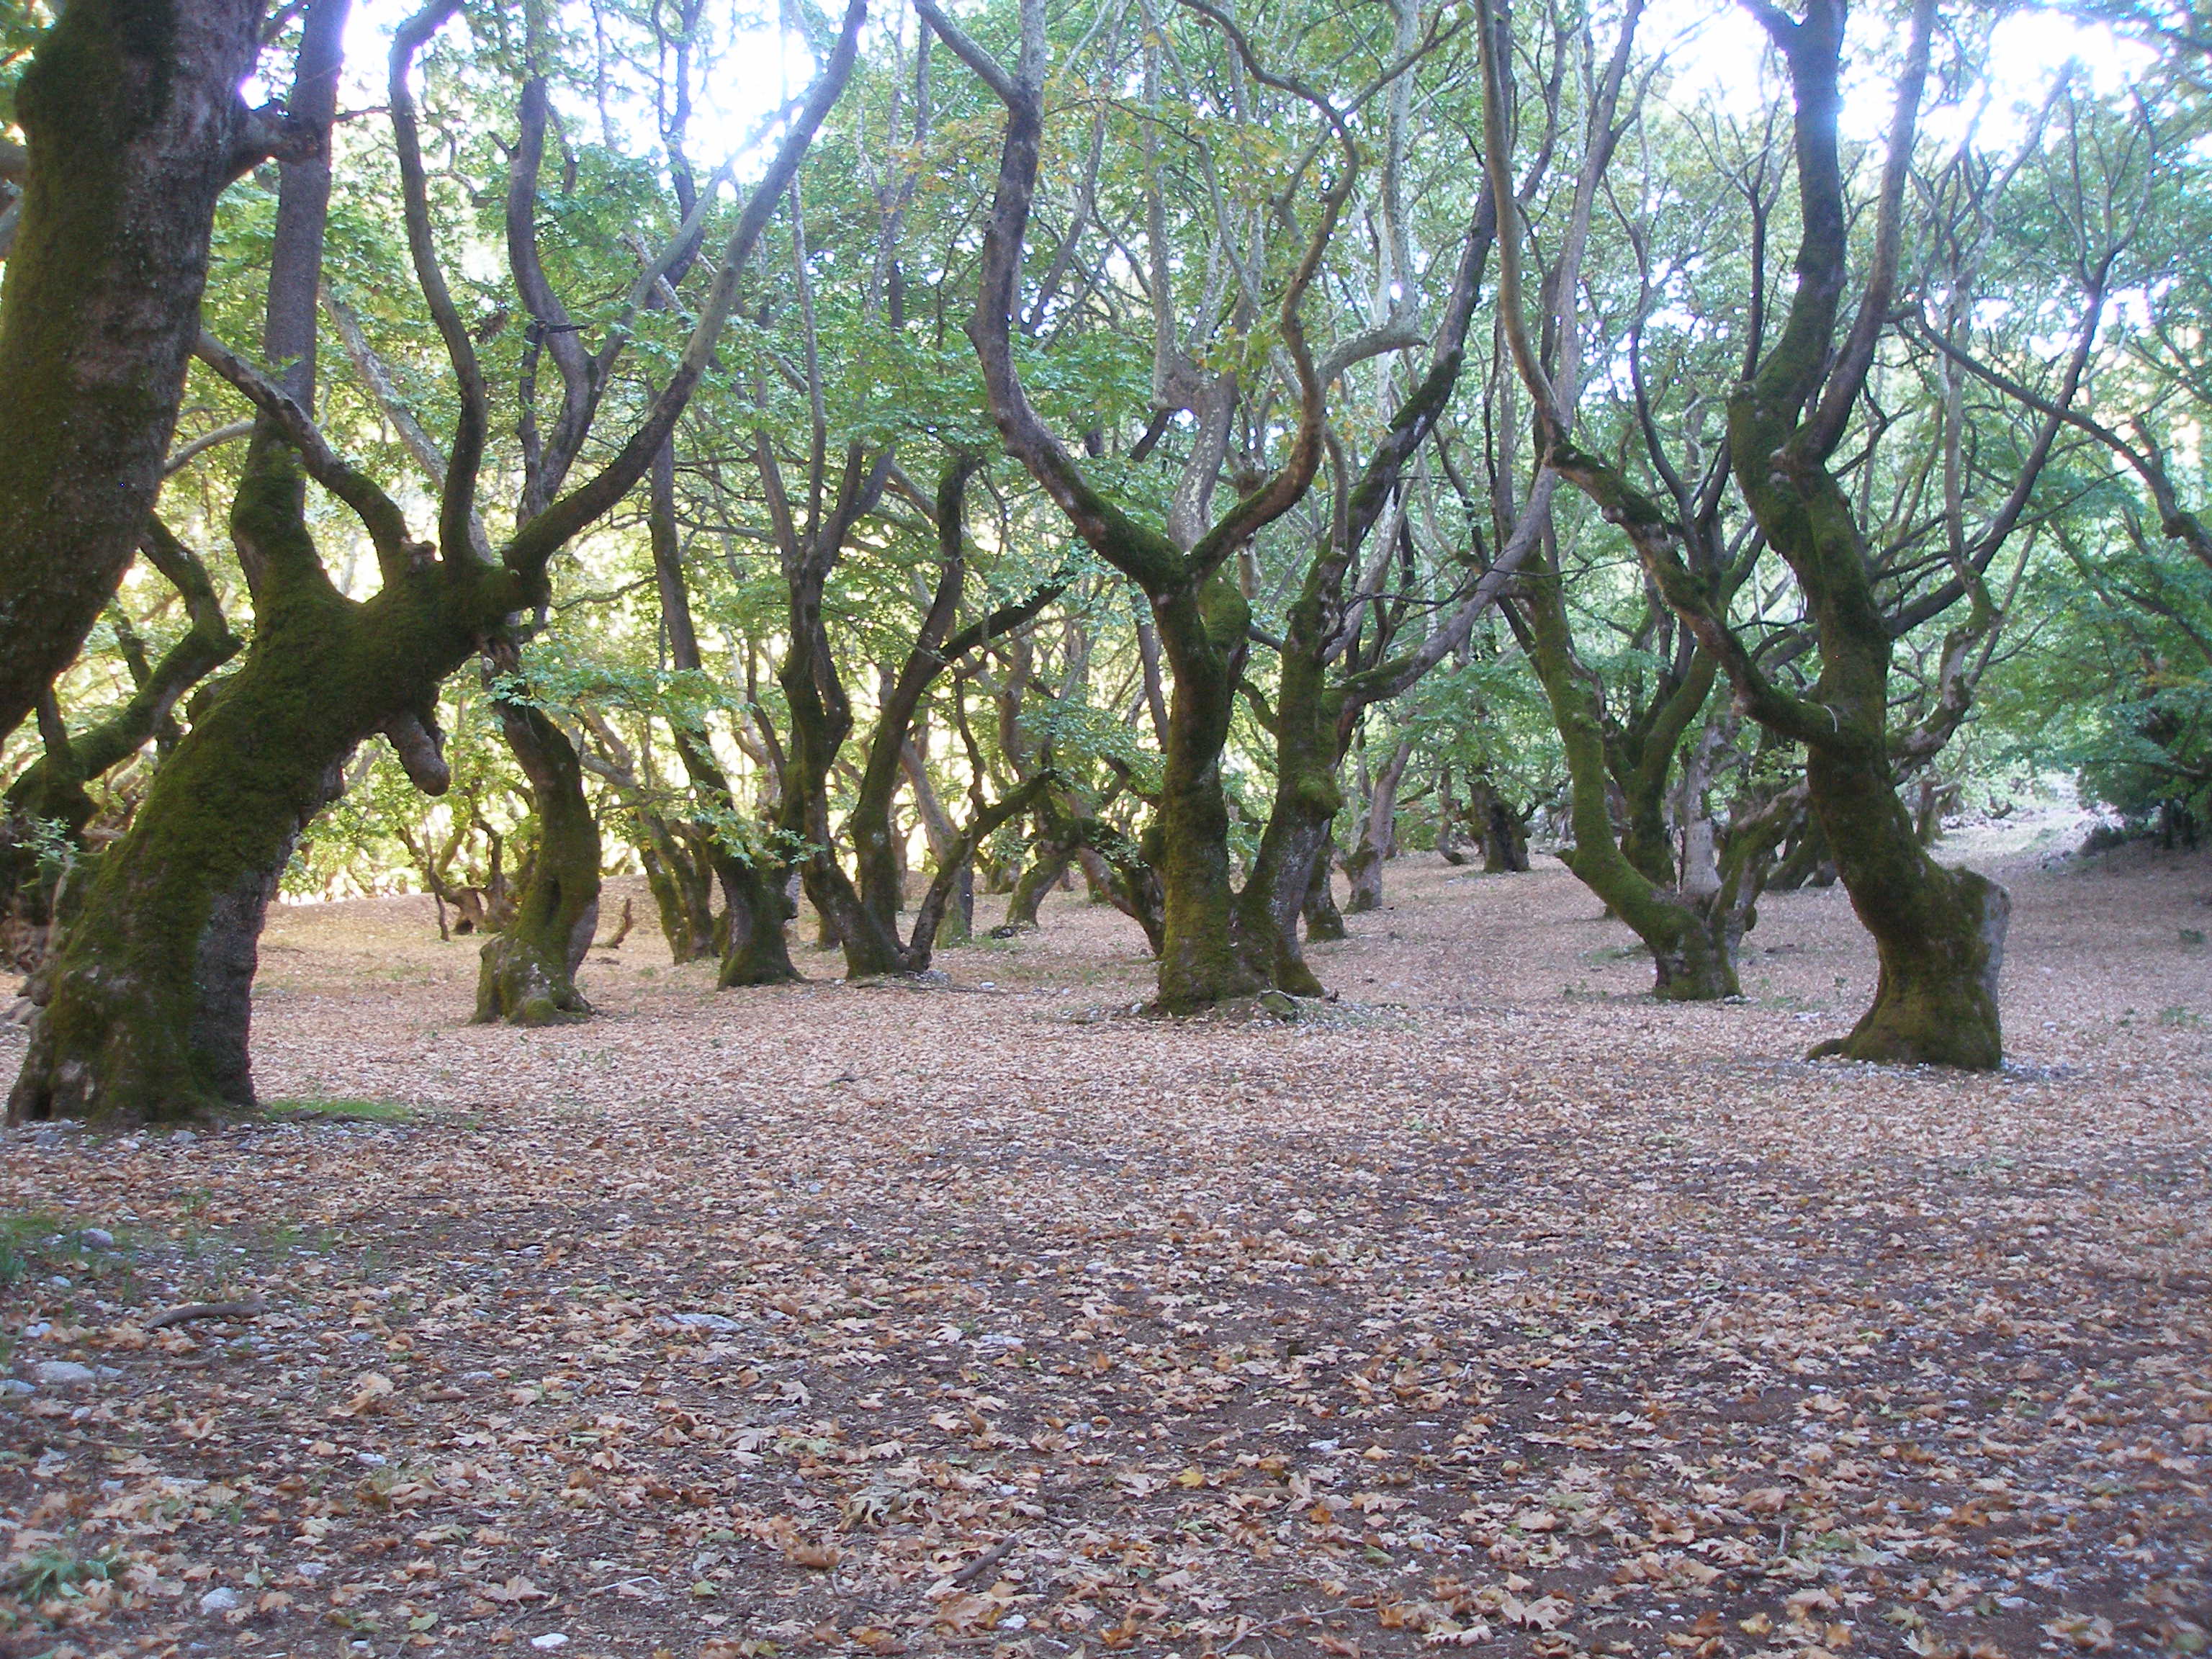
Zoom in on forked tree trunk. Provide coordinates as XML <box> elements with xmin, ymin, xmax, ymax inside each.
<box><xmin>1522</xmin><ymin>548</ymin><xmax>1740</xmax><ymax>1002</ymax></box>
<box><xmin>475</xmin><ymin>701</ymin><xmax>598</xmax><ymax>1025</ymax></box>
<box><xmin>7</xmin><ymin>470</ymin><xmax>501</xmax><ymax>1123</ymax></box>
<box><xmin>635</xmin><ymin>817</ymin><xmax>717</xmax><ymax>963</ymax></box>
<box><xmin>1719</xmin><ymin>0</ymin><xmax>2003</xmax><ymax>1066</ymax></box>
<box><xmin>4</xmin><ymin>0</ymin><xmax>513</xmax><ymax>1124</ymax></box>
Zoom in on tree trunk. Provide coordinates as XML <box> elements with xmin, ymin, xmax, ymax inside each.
<box><xmin>778</xmin><ymin>510</ymin><xmax>909</xmax><ymax>979</ymax></box>
<box><xmin>1</xmin><ymin>521</ymin><xmax>240</xmax><ymax>919</ymax></box>
<box><xmin>0</xmin><ymin>0</ymin><xmax>270</xmax><ymax>739</ymax></box>
<box><xmin>1303</xmin><ymin>835</ymin><xmax>1346</xmax><ymax>940</ymax></box>
<box><xmin>474</xmin><ymin>700</ymin><xmax>598</xmax><ymax>1025</ymax></box>
<box><xmin>1150</xmin><ymin>575</ymin><xmax>1264</xmax><ymax>1010</ymax></box>
<box><xmin>935</xmin><ymin>865</ymin><xmax>974</xmax><ymax>948</ymax></box>
<box><xmin>1461</xmin><ymin>774</ymin><xmax>1529</xmax><ymax>873</ymax></box>
<box><xmin>5</xmin><ymin>1</ymin><xmax>510</xmax><ymax>1125</ymax></box>
<box><xmin>1233</xmin><ymin>559</ymin><xmax>1341</xmax><ymax>996</ymax></box>
<box><xmin>634</xmin><ymin>815</ymin><xmax>717</xmax><ymax>963</ymax></box>
<box><xmin>899</xmin><ymin>772</ymin><xmax>1051</xmax><ymax>974</ymax></box>
<box><xmin>1727</xmin><ymin>358</ymin><xmax>2007</xmax><ymax>1064</ymax></box>
<box><xmin>1437</xmin><ymin>767</ymin><xmax>1469</xmax><ymax>866</ymax></box>
<box><xmin>1344</xmin><ymin>737</ymin><xmax>1412</xmax><ymax>914</ymax></box>
<box><xmin>1719</xmin><ymin>0</ymin><xmax>2002</xmax><ymax>1068</ymax></box>
<box><xmin>1804</xmin><ymin>745</ymin><xmax>2007</xmax><ymax>1069</ymax></box>
<box><xmin>714</xmin><ymin>851</ymin><xmax>800</xmax><ymax>986</ymax></box>
<box><xmin>1004</xmin><ymin>847</ymin><xmax>1069</xmax><ymax>932</ymax></box>
<box><xmin>1522</xmin><ymin>549</ymin><xmax>1740</xmax><ymax>1002</ymax></box>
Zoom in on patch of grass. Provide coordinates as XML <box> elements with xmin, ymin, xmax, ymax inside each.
<box><xmin>2157</xmin><ymin>1006</ymin><xmax>2205</xmax><ymax>1030</ymax></box>
<box><xmin>0</xmin><ymin>1213</ymin><xmax>58</xmax><ymax>1287</ymax></box>
<box><xmin>0</xmin><ymin>1210</ymin><xmax>114</xmax><ymax>1287</ymax></box>
<box><xmin>262</xmin><ymin>1097</ymin><xmax>415</xmax><ymax>1124</ymax></box>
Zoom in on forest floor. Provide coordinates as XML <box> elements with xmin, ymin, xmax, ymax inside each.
<box><xmin>1</xmin><ymin>828</ymin><xmax>2208</xmax><ymax>1659</ymax></box>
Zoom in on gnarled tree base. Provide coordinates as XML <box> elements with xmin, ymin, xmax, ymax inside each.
<box><xmin>716</xmin><ymin>857</ymin><xmax>801</xmax><ymax>988</ymax></box>
<box><xmin>475</xmin><ymin>927</ymin><xmax>595</xmax><ymax>1027</ymax></box>
<box><xmin>1812</xmin><ymin>866</ymin><xmax>2008</xmax><ymax>1069</ymax></box>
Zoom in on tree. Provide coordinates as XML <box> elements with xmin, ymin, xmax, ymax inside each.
<box><xmin>1483</xmin><ymin>0</ymin><xmax>2109</xmax><ymax>1063</ymax></box>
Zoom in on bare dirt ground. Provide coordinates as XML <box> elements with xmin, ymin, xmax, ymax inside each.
<box><xmin>2</xmin><ymin>834</ymin><xmax>2208</xmax><ymax>1659</ymax></box>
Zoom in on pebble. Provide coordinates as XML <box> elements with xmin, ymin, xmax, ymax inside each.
<box><xmin>530</xmin><ymin>1636</ymin><xmax>570</xmax><ymax>1650</ymax></box>
<box><xmin>33</xmin><ymin>1360</ymin><xmax>96</xmax><ymax>1388</ymax></box>
<box><xmin>80</xmin><ymin>1227</ymin><xmax>116</xmax><ymax>1250</ymax></box>
<box><xmin>669</xmin><ymin>1312</ymin><xmax>742</xmax><ymax>1332</ymax></box>
<box><xmin>0</xmin><ymin>1379</ymin><xmax>34</xmax><ymax>1397</ymax></box>
<box><xmin>199</xmin><ymin>1588</ymin><xmax>241</xmax><ymax>1614</ymax></box>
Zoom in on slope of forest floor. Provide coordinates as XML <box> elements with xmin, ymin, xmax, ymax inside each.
<box><xmin>2</xmin><ymin>837</ymin><xmax>2208</xmax><ymax>1659</ymax></box>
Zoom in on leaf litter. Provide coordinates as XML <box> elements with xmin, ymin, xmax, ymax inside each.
<box><xmin>0</xmin><ymin>845</ymin><xmax>2207</xmax><ymax>1659</ymax></box>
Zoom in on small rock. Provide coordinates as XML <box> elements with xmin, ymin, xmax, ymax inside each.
<box><xmin>1258</xmin><ymin>989</ymin><xmax>1300</xmax><ymax>1020</ymax></box>
<box><xmin>0</xmin><ymin>1378</ymin><xmax>34</xmax><ymax>1397</ymax></box>
<box><xmin>530</xmin><ymin>1636</ymin><xmax>570</xmax><ymax>1650</ymax></box>
<box><xmin>296</xmin><ymin>1562</ymin><xmax>329</xmax><ymax>1581</ymax></box>
<box><xmin>79</xmin><ymin>1227</ymin><xmax>116</xmax><ymax>1250</ymax></box>
<box><xmin>669</xmin><ymin>1312</ymin><xmax>742</xmax><ymax>1332</ymax></box>
<box><xmin>33</xmin><ymin>1360</ymin><xmax>96</xmax><ymax>1388</ymax></box>
<box><xmin>199</xmin><ymin>1587</ymin><xmax>241</xmax><ymax>1614</ymax></box>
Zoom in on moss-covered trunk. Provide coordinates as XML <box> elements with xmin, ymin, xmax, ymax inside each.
<box><xmin>474</xmin><ymin>699</ymin><xmax>598</xmax><ymax>1025</ymax></box>
<box><xmin>2</xmin><ymin>521</ymin><xmax>240</xmax><ymax>922</ymax></box>
<box><xmin>0</xmin><ymin>0</ymin><xmax>267</xmax><ymax>737</ymax></box>
<box><xmin>1523</xmin><ymin>548</ymin><xmax>1740</xmax><ymax>1002</ymax></box>
<box><xmin>714</xmin><ymin>850</ymin><xmax>800</xmax><ymax>987</ymax></box>
<box><xmin>1727</xmin><ymin>333</ymin><xmax>2006</xmax><ymax>1065</ymax></box>
<box><xmin>1234</xmin><ymin>560</ymin><xmax>1342</xmax><ymax>997</ymax></box>
<box><xmin>1804</xmin><ymin>722</ymin><xmax>2007</xmax><ymax>1069</ymax></box>
<box><xmin>1004</xmin><ymin>845</ymin><xmax>1070</xmax><ymax>932</ymax></box>
<box><xmin>635</xmin><ymin>815</ymin><xmax>717</xmax><ymax>963</ymax></box>
<box><xmin>1151</xmin><ymin>575</ymin><xmax>1264</xmax><ymax>1012</ymax></box>
<box><xmin>778</xmin><ymin>535</ymin><xmax>909</xmax><ymax>981</ymax></box>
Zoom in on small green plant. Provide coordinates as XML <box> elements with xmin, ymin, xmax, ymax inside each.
<box><xmin>4</xmin><ymin>1540</ymin><xmax>120</xmax><ymax>1601</ymax></box>
<box><xmin>2157</xmin><ymin>1006</ymin><xmax>2205</xmax><ymax>1030</ymax></box>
